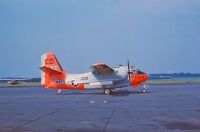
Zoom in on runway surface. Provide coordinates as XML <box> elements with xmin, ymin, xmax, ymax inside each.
<box><xmin>0</xmin><ymin>84</ymin><xmax>200</xmax><ymax>132</ymax></box>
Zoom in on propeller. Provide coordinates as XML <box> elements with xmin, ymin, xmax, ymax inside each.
<box><xmin>127</xmin><ymin>60</ymin><xmax>131</xmax><ymax>86</ymax></box>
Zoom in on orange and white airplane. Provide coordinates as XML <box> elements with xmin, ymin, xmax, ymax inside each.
<box><xmin>40</xmin><ymin>52</ymin><xmax>149</xmax><ymax>94</ymax></box>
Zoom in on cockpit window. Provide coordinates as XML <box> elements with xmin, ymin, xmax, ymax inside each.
<box><xmin>131</xmin><ymin>69</ymin><xmax>145</xmax><ymax>74</ymax></box>
<box><xmin>137</xmin><ymin>70</ymin><xmax>145</xmax><ymax>74</ymax></box>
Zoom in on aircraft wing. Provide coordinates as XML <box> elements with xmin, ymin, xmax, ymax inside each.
<box><xmin>91</xmin><ymin>64</ymin><xmax>114</xmax><ymax>75</ymax></box>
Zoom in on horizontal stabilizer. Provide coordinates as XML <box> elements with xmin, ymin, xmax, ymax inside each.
<box><xmin>40</xmin><ymin>66</ymin><xmax>62</xmax><ymax>75</ymax></box>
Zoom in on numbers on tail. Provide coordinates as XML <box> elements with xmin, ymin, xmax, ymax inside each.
<box><xmin>45</xmin><ymin>59</ymin><xmax>54</xmax><ymax>64</ymax></box>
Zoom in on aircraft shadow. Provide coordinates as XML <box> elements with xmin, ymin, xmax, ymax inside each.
<box><xmin>49</xmin><ymin>90</ymin><xmax>151</xmax><ymax>97</ymax></box>
<box><xmin>110</xmin><ymin>90</ymin><xmax>150</xmax><ymax>97</ymax></box>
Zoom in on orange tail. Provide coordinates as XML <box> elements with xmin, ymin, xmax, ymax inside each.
<box><xmin>40</xmin><ymin>52</ymin><xmax>66</xmax><ymax>88</ymax></box>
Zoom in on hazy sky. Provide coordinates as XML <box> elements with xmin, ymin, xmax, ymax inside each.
<box><xmin>0</xmin><ymin>0</ymin><xmax>200</xmax><ymax>77</ymax></box>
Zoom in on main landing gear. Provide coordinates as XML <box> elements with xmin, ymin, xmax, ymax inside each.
<box><xmin>104</xmin><ymin>88</ymin><xmax>112</xmax><ymax>95</ymax></box>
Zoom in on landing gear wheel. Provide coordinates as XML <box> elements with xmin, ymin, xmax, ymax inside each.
<box><xmin>142</xmin><ymin>89</ymin><xmax>146</xmax><ymax>93</ymax></box>
<box><xmin>104</xmin><ymin>89</ymin><xmax>112</xmax><ymax>95</ymax></box>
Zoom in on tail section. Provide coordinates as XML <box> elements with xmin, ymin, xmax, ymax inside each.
<box><xmin>41</xmin><ymin>52</ymin><xmax>63</xmax><ymax>72</ymax></box>
<box><xmin>40</xmin><ymin>52</ymin><xmax>66</xmax><ymax>88</ymax></box>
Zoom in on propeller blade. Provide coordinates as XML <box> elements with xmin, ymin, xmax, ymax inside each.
<box><xmin>127</xmin><ymin>59</ymin><xmax>131</xmax><ymax>85</ymax></box>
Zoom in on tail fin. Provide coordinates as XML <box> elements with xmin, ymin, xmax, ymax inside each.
<box><xmin>40</xmin><ymin>52</ymin><xmax>66</xmax><ymax>87</ymax></box>
<box><xmin>41</xmin><ymin>52</ymin><xmax>63</xmax><ymax>72</ymax></box>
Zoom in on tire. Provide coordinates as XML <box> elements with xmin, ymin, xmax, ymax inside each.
<box><xmin>142</xmin><ymin>89</ymin><xmax>146</xmax><ymax>93</ymax></box>
<box><xmin>104</xmin><ymin>89</ymin><xmax>111</xmax><ymax>95</ymax></box>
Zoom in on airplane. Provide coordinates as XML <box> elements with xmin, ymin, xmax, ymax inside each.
<box><xmin>40</xmin><ymin>52</ymin><xmax>149</xmax><ymax>94</ymax></box>
<box><xmin>0</xmin><ymin>78</ymin><xmax>30</xmax><ymax>85</ymax></box>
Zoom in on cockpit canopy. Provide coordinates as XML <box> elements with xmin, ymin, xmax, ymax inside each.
<box><xmin>131</xmin><ymin>68</ymin><xmax>145</xmax><ymax>74</ymax></box>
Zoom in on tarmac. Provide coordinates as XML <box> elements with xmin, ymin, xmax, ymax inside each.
<box><xmin>0</xmin><ymin>84</ymin><xmax>200</xmax><ymax>132</ymax></box>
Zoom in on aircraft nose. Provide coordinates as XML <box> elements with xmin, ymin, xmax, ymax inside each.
<box><xmin>144</xmin><ymin>73</ymin><xmax>149</xmax><ymax>80</ymax></box>
<box><xmin>144</xmin><ymin>73</ymin><xmax>149</xmax><ymax>81</ymax></box>
<box><xmin>130</xmin><ymin>73</ymin><xmax>149</xmax><ymax>84</ymax></box>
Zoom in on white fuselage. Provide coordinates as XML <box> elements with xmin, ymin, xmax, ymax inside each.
<box><xmin>65</xmin><ymin>66</ymin><xmax>130</xmax><ymax>89</ymax></box>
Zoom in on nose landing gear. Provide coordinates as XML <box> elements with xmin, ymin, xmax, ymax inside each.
<box><xmin>142</xmin><ymin>89</ymin><xmax>146</xmax><ymax>93</ymax></box>
<box><xmin>142</xmin><ymin>83</ymin><xmax>148</xmax><ymax>93</ymax></box>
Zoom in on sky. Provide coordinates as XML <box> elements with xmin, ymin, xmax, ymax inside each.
<box><xmin>0</xmin><ymin>0</ymin><xmax>200</xmax><ymax>77</ymax></box>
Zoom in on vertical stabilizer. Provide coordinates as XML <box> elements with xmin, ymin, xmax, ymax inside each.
<box><xmin>40</xmin><ymin>52</ymin><xmax>65</xmax><ymax>87</ymax></box>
